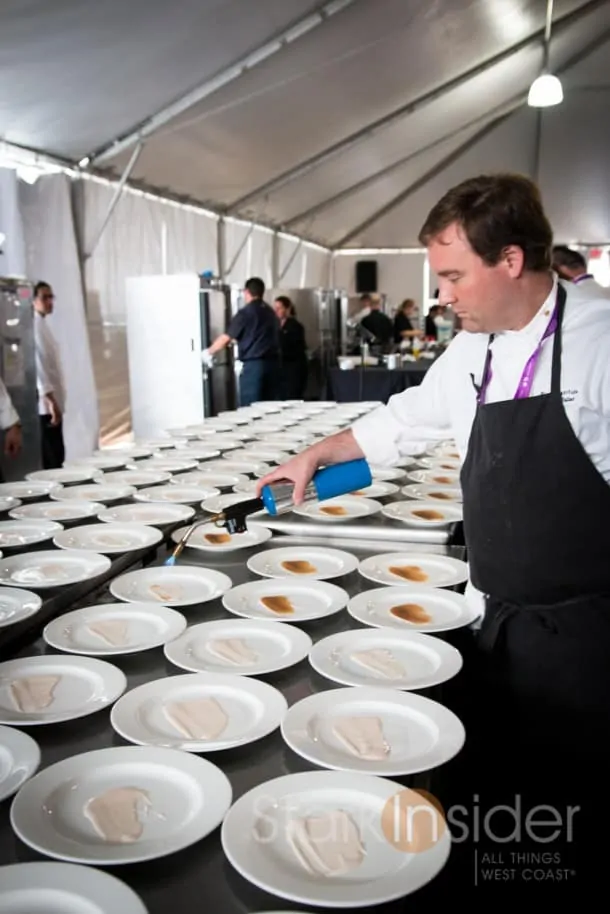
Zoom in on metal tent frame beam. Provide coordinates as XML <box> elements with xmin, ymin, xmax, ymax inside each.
<box><xmin>334</xmin><ymin>25</ymin><xmax>610</xmax><ymax>249</ymax></box>
<box><xmin>90</xmin><ymin>0</ymin><xmax>356</xmax><ymax>166</ymax></box>
<box><xmin>226</xmin><ymin>0</ymin><xmax>604</xmax><ymax>214</ymax></box>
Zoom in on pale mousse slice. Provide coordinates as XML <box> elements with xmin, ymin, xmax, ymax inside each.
<box><xmin>286</xmin><ymin>809</ymin><xmax>365</xmax><ymax>877</ymax></box>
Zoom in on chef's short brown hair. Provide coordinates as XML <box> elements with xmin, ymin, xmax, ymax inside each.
<box><xmin>418</xmin><ymin>173</ymin><xmax>553</xmax><ymax>272</ymax></box>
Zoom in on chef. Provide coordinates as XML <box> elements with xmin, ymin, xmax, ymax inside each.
<box><xmin>258</xmin><ymin>173</ymin><xmax>610</xmax><ymax>895</ymax></box>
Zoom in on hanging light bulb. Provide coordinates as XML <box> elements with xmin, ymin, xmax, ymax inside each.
<box><xmin>528</xmin><ymin>72</ymin><xmax>564</xmax><ymax>107</ymax></box>
<box><xmin>528</xmin><ymin>0</ymin><xmax>563</xmax><ymax>107</ymax></box>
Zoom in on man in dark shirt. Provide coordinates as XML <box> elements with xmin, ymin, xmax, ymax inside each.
<box><xmin>359</xmin><ymin>294</ymin><xmax>393</xmax><ymax>348</ymax></box>
<box><xmin>204</xmin><ymin>277</ymin><xmax>279</xmax><ymax>406</ymax></box>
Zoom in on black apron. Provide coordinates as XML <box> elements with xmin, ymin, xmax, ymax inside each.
<box><xmin>437</xmin><ymin>283</ymin><xmax>610</xmax><ymax>896</ymax></box>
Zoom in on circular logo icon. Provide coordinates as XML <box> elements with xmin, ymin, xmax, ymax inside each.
<box><xmin>381</xmin><ymin>788</ymin><xmax>447</xmax><ymax>853</ymax></box>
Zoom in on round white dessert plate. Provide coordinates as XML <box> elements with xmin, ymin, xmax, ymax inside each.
<box><xmin>0</xmin><ymin>519</ymin><xmax>63</xmax><ymax>549</ymax></box>
<box><xmin>9</xmin><ymin>746</ymin><xmax>232</xmax><ymax>864</ymax></box>
<box><xmin>347</xmin><ymin>481</ymin><xmax>399</xmax><ymax>498</ymax></box>
<box><xmin>401</xmin><ymin>483</ymin><xmax>463</xmax><ymax>503</ymax></box>
<box><xmin>407</xmin><ymin>469</ymin><xmax>461</xmax><ymax>487</ymax></box>
<box><xmin>222</xmin><ymin>579</ymin><xmax>349</xmax><ymax>623</ymax></box>
<box><xmin>0</xmin><ymin>482</ymin><xmax>58</xmax><ymax>500</ymax></box>
<box><xmin>164</xmin><ymin>619</ymin><xmax>312</xmax><ymax>676</ymax></box>
<box><xmin>237</xmin><ymin>448</ymin><xmax>290</xmax><ymax>464</ymax></box>
<box><xmin>281</xmin><ymin>687</ymin><xmax>465</xmax><ymax>776</ymax></box>
<box><xmin>358</xmin><ymin>552</ymin><xmax>469</xmax><ymax>588</ymax></box>
<box><xmin>9</xmin><ymin>500</ymin><xmax>105</xmax><ymax>523</ymax></box>
<box><xmin>0</xmin><ymin>586</ymin><xmax>42</xmax><ymax>628</ymax></box>
<box><xmin>173</xmin><ymin>471</ymin><xmax>249</xmax><ymax>490</ymax></box>
<box><xmin>347</xmin><ymin>585</ymin><xmax>480</xmax><ymax>633</ymax></box>
<box><xmin>416</xmin><ymin>456</ymin><xmax>461</xmax><ymax>472</ymax></box>
<box><xmin>0</xmin><ymin>497</ymin><xmax>21</xmax><ymax>514</ymax></box>
<box><xmin>369</xmin><ymin>467</ymin><xmax>407</xmax><ymax>482</ymax></box>
<box><xmin>221</xmin><ymin>770</ymin><xmax>451</xmax><ymax>908</ymax></box>
<box><xmin>247</xmin><ymin>546</ymin><xmax>358</xmax><ymax>581</ymax></box>
<box><xmin>308</xmin><ymin>628</ymin><xmax>463</xmax><ymax>690</ymax></box>
<box><xmin>98</xmin><ymin>470</ymin><xmax>172</xmax><ymax>488</ymax></box>
<box><xmin>43</xmin><ymin>602</ymin><xmax>186</xmax><ymax>656</ymax></box>
<box><xmin>50</xmin><ymin>484</ymin><xmax>136</xmax><ymax>504</ymax></box>
<box><xmin>200</xmin><ymin>492</ymin><xmax>250</xmax><ymax>514</ymax></box>
<box><xmin>0</xmin><ymin>655</ymin><xmax>126</xmax><ymax>725</ymax></box>
<box><xmin>0</xmin><ymin>550</ymin><xmax>111</xmax><ymax>589</ymax></box>
<box><xmin>70</xmin><ymin>455</ymin><xmax>128</xmax><ymax>470</ymax></box>
<box><xmin>110</xmin><ymin>672</ymin><xmax>288</xmax><ymax>752</ymax></box>
<box><xmin>133</xmin><ymin>484</ymin><xmax>219</xmax><ymax>504</ymax></box>
<box><xmin>110</xmin><ymin>566</ymin><xmax>232</xmax><ymax>607</ymax></box>
<box><xmin>0</xmin><ymin>725</ymin><xmax>41</xmax><ymax>800</ymax></box>
<box><xmin>0</xmin><ymin>862</ymin><xmax>149</xmax><ymax>914</ymax></box>
<box><xmin>26</xmin><ymin>467</ymin><xmax>101</xmax><ymax>485</ymax></box>
<box><xmin>171</xmin><ymin>522</ymin><xmax>271</xmax><ymax>553</ymax></box>
<box><xmin>292</xmin><ymin>496</ymin><xmax>381</xmax><ymax>523</ymax></box>
<box><xmin>97</xmin><ymin>502</ymin><xmax>195</xmax><ymax>526</ymax></box>
<box><xmin>53</xmin><ymin>523</ymin><xmax>162</xmax><ymax>555</ymax></box>
<box><xmin>135</xmin><ymin>458</ymin><xmax>199</xmax><ymax>473</ymax></box>
<box><xmin>381</xmin><ymin>500</ymin><xmax>463</xmax><ymax>527</ymax></box>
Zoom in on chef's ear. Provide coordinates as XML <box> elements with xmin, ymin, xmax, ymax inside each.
<box><xmin>500</xmin><ymin>245</ymin><xmax>525</xmax><ymax>278</ymax></box>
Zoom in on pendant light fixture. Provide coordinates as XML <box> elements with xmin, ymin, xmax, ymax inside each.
<box><xmin>528</xmin><ymin>0</ymin><xmax>563</xmax><ymax>107</ymax></box>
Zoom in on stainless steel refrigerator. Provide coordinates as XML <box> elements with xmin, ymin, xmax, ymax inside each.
<box><xmin>0</xmin><ymin>278</ymin><xmax>41</xmax><ymax>481</ymax></box>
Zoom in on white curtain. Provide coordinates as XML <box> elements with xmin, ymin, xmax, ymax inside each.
<box><xmin>277</xmin><ymin>236</ymin><xmax>330</xmax><ymax>289</ymax></box>
<box><xmin>83</xmin><ymin>179</ymin><xmax>218</xmax><ymax>444</ymax></box>
<box><xmin>19</xmin><ymin>173</ymin><xmax>99</xmax><ymax>461</ymax></box>
<box><xmin>0</xmin><ymin>168</ymin><xmax>27</xmax><ymax>276</ymax></box>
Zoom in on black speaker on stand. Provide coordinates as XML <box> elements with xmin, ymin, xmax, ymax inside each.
<box><xmin>355</xmin><ymin>260</ymin><xmax>378</xmax><ymax>293</ymax></box>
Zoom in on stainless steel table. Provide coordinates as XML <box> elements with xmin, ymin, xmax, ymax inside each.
<box><xmin>0</xmin><ymin>527</ymin><xmax>471</xmax><ymax>914</ymax></box>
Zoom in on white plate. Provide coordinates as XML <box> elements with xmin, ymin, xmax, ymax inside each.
<box><xmin>0</xmin><ymin>482</ymin><xmax>57</xmax><ymax>500</ymax></box>
<box><xmin>110</xmin><ymin>672</ymin><xmax>288</xmax><ymax>752</ymax></box>
<box><xmin>110</xmin><ymin>565</ymin><xmax>232</xmax><ymax>606</ymax></box>
<box><xmin>0</xmin><ymin>725</ymin><xmax>40</xmax><ymax>800</ymax></box>
<box><xmin>0</xmin><ymin>519</ymin><xmax>63</xmax><ymax>549</ymax></box>
<box><xmin>200</xmin><ymin>492</ymin><xmax>251</xmax><ymax>514</ymax></box>
<box><xmin>134</xmin><ymin>458</ymin><xmax>199</xmax><ymax>473</ymax></box>
<box><xmin>358</xmin><ymin>552</ymin><xmax>468</xmax><ymax>588</ymax></box>
<box><xmin>133</xmin><ymin>484</ymin><xmax>219</xmax><ymax>504</ymax></box>
<box><xmin>401</xmin><ymin>483</ymin><xmax>463</xmax><ymax>503</ymax></box>
<box><xmin>96</xmin><ymin>446</ymin><xmax>154</xmax><ymax>460</ymax></box>
<box><xmin>0</xmin><ymin>496</ymin><xmax>21</xmax><ymax>513</ymax></box>
<box><xmin>0</xmin><ymin>655</ymin><xmax>126</xmax><ymax>725</ymax></box>
<box><xmin>9</xmin><ymin>501</ymin><xmax>106</xmax><ymax>523</ymax></box>
<box><xmin>429</xmin><ymin>442</ymin><xmax>461</xmax><ymax>460</ymax></box>
<box><xmin>70</xmin><ymin>455</ymin><xmax>128</xmax><ymax>470</ymax></box>
<box><xmin>348</xmin><ymin>481</ymin><xmax>399</xmax><ymax>498</ymax></box>
<box><xmin>99</xmin><ymin>470</ymin><xmax>172</xmax><ymax>488</ymax></box>
<box><xmin>237</xmin><ymin>448</ymin><xmax>290</xmax><ymax>464</ymax></box>
<box><xmin>26</xmin><ymin>467</ymin><xmax>101</xmax><ymax>485</ymax></box>
<box><xmin>407</xmin><ymin>469</ymin><xmax>461</xmax><ymax>487</ymax></box>
<box><xmin>171</xmin><ymin>522</ymin><xmax>271</xmax><ymax>552</ymax></box>
<box><xmin>348</xmin><ymin>585</ymin><xmax>480</xmax><ymax>632</ymax></box>
<box><xmin>0</xmin><ymin>587</ymin><xmax>42</xmax><ymax>628</ymax></box>
<box><xmin>139</xmin><ymin>438</ymin><xmax>179</xmax><ymax>450</ymax></box>
<box><xmin>369</xmin><ymin>467</ymin><xmax>407</xmax><ymax>482</ymax></box>
<box><xmin>221</xmin><ymin>770</ymin><xmax>451</xmax><ymax>908</ymax></box>
<box><xmin>53</xmin><ymin>523</ymin><xmax>162</xmax><ymax>555</ymax></box>
<box><xmin>416</xmin><ymin>456</ymin><xmax>461</xmax><ymax>472</ymax></box>
<box><xmin>173</xmin><ymin>471</ymin><xmax>249</xmax><ymax>490</ymax></box>
<box><xmin>222</xmin><ymin>579</ymin><xmax>349</xmax><ymax>622</ymax></box>
<box><xmin>308</xmin><ymin>628</ymin><xmax>463</xmax><ymax>690</ymax></box>
<box><xmin>98</xmin><ymin>502</ymin><xmax>195</xmax><ymax>526</ymax></box>
<box><xmin>0</xmin><ymin>550</ymin><xmax>111</xmax><ymax>589</ymax></box>
<box><xmin>232</xmin><ymin>478</ymin><xmax>260</xmax><ymax>495</ymax></box>
<box><xmin>10</xmin><ymin>746</ymin><xmax>232</xmax><ymax>864</ymax></box>
<box><xmin>219</xmin><ymin>458</ymin><xmax>271</xmax><ymax>476</ymax></box>
<box><xmin>0</xmin><ymin>862</ymin><xmax>148</xmax><ymax>914</ymax></box>
<box><xmin>381</xmin><ymin>500</ymin><xmax>463</xmax><ymax>527</ymax></box>
<box><xmin>43</xmin><ymin>602</ymin><xmax>187</xmax><ymax>656</ymax></box>
<box><xmin>292</xmin><ymin>496</ymin><xmax>381</xmax><ymax>523</ymax></box>
<box><xmin>247</xmin><ymin>546</ymin><xmax>358</xmax><ymax>581</ymax></box>
<box><xmin>50</xmin><ymin>484</ymin><xmax>136</xmax><ymax>503</ymax></box>
<box><xmin>281</xmin><ymin>687</ymin><xmax>465</xmax><ymax>776</ymax></box>
<box><xmin>164</xmin><ymin>619</ymin><xmax>312</xmax><ymax>675</ymax></box>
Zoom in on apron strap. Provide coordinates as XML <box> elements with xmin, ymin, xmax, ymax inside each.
<box><xmin>477</xmin><ymin>601</ymin><xmax>519</xmax><ymax>652</ymax></box>
<box><xmin>551</xmin><ymin>282</ymin><xmax>567</xmax><ymax>396</ymax></box>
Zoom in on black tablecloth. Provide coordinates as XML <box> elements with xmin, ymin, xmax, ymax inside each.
<box><xmin>325</xmin><ymin>361</ymin><xmax>436</xmax><ymax>403</ymax></box>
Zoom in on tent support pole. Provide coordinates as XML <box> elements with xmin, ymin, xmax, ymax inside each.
<box><xmin>225</xmin><ymin>222</ymin><xmax>256</xmax><ymax>278</ymax></box>
<box><xmin>278</xmin><ymin>237</ymin><xmax>304</xmax><ymax>283</ymax></box>
<box><xmin>84</xmin><ymin>143</ymin><xmax>142</xmax><ymax>259</ymax></box>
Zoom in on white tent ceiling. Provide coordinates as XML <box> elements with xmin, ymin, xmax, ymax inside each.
<box><xmin>2</xmin><ymin>0</ymin><xmax>609</xmax><ymax>247</ymax></box>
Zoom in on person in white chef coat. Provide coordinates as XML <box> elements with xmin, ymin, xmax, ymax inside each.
<box><xmin>0</xmin><ymin>376</ymin><xmax>22</xmax><ymax>479</ymax></box>
<box><xmin>33</xmin><ymin>281</ymin><xmax>66</xmax><ymax>468</ymax></box>
<box><xmin>259</xmin><ymin>173</ymin><xmax>610</xmax><ymax>897</ymax></box>
<box><xmin>552</xmin><ymin>244</ymin><xmax>610</xmax><ymax>298</ymax></box>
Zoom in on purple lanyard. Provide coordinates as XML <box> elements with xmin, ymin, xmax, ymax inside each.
<box><xmin>574</xmin><ymin>273</ymin><xmax>593</xmax><ymax>284</ymax></box>
<box><xmin>477</xmin><ymin>300</ymin><xmax>559</xmax><ymax>406</ymax></box>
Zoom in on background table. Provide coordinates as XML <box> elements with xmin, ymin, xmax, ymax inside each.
<box><xmin>325</xmin><ymin>360</ymin><xmax>437</xmax><ymax>404</ymax></box>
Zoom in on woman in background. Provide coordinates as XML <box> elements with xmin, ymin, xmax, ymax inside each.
<box><xmin>273</xmin><ymin>296</ymin><xmax>308</xmax><ymax>399</ymax></box>
<box><xmin>393</xmin><ymin>298</ymin><xmax>423</xmax><ymax>344</ymax></box>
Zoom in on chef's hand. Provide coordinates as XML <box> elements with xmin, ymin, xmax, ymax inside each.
<box><xmin>4</xmin><ymin>423</ymin><xmax>22</xmax><ymax>457</ymax></box>
<box><xmin>256</xmin><ymin>448</ymin><xmax>321</xmax><ymax>505</ymax></box>
<box><xmin>201</xmin><ymin>349</ymin><xmax>214</xmax><ymax>368</ymax></box>
<box><xmin>44</xmin><ymin>394</ymin><xmax>62</xmax><ymax>427</ymax></box>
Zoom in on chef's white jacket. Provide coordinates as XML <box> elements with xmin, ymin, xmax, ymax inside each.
<box><xmin>34</xmin><ymin>312</ymin><xmax>66</xmax><ymax>416</ymax></box>
<box><xmin>351</xmin><ymin>277</ymin><xmax>610</xmax><ymax>617</ymax></box>
<box><xmin>0</xmin><ymin>376</ymin><xmax>19</xmax><ymax>430</ymax></box>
